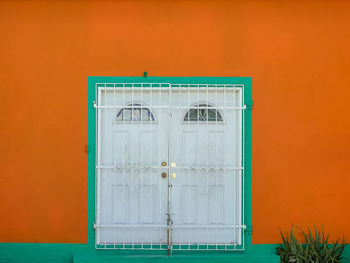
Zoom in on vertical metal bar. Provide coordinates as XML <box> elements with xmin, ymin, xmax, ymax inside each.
<box><xmin>95</xmin><ymin>83</ymin><xmax>100</xmax><ymax>247</ymax></box>
<box><xmin>233</xmin><ymin>85</ymin><xmax>237</xmax><ymax>250</ymax></box>
<box><xmin>148</xmin><ymin>83</ymin><xmax>152</xmax><ymax>248</ymax></box>
<box><xmin>241</xmin><ymin>85</ymin><xmax>245</xmax><ymax>250</ymax></box>
<box><xmin>141</xmin><ymin>83</ymin><xmax>144</xmax><ymax>249</ymax></box>
<box><xmin>167</xmin><ymin>83</ymin><xmax>173</xmax><ymax>254</ymax></box>
<box><xmin>223</xmin><ymin>84</ymin><xmax>227</xmax><ymax>249</ymax></box>
<box><xmin>206</xmin><ymin>84</ymin><xmax>209</xmax><ymax>249</ymax></box>
<box><xmin>196</xmin><ymin>84</ymin><xmax>200</xmax><ymax>251</ymax></box>
<box><xmin>122</xmin><ymin>83</ymin><xmax>126</xmax><ymax>249</ymax></box>
<box><xmin>131</xmin><ymin>83</ymin><xmax>134</xmax><ymax>249</ymax></box>
<box><xmin>98</xmin><ymin>84</ymin><xmax>105</xmax><ymax>245</ymax></box>
<box><xmin>178</xmin><ymin>83</ymin><xmax>182</xmax><ymax>250</ymax></box>
<box><xmin>215</xmin><ymin>84</ymin><xmax>218</xmax><ymax>249</ymax></box>
<box><xmin>112</xmin><ymin>83</ymin><xmax>116</xmax><ymax>248</ymax></box>
<box><xmin>158</xmin><ymin>84</ymin><xmax>162</xmax><ymax>248</ymax></box>
<box><xmin>187</xmin><ymin>85</ymin><xmax>191</xmax><ymax>249</ymax></box>
<box><xmin>106</xmin><ymin>85</ymin><xmax>109</xmax><ymax>247</ymax></box>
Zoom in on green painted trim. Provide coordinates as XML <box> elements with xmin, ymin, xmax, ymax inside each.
<box><xmin>89</xmin><ymin>76</ymin><xmax>253</xmax><ymax>252</ymax></box>
<box><xmin>0</xmin><ymin>76</ymin><xmax>283</xmax><ymax>263</ymax></box>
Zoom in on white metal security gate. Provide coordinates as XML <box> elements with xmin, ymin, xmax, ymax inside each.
<box><xmin>94</xmin><ymin>83</ymin><xmax>246</xmax><ymax>252</ymax></box>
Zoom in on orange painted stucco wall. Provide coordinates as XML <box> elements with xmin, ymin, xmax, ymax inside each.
<box><xmin>0</xmin><ymin>0</ymin><xmax>350</xmax><ymax>244</ymax></box>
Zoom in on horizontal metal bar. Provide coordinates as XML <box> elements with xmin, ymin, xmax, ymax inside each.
<box><xmin>172</xmin><ymin>243</ymin><xmax>241</xmax><ymax>246</ymax></box>
<box><xmin>96</xmin><ymin>83</ymin><xmax>243</xmax><ymax>87</ymax></box>
<box><xmin>94</xmin><ymin>105</ymin><xmax>168</xmax><ymax>109</ymax></box>
<box><xmin>170</xmin><ymin>84</ymin><xmax>243</xmax><ymax>88</ymax></box>
<box><xmin>97</xmin><ymin>242</ymin><xmax>240</xmax><ymax>246</ymax></box>
<box><xmin>173</xmin><ymin>225</ymin><xmax>246</xmax><ymax>229</ymax></box>
<box><xmin>97</xmin><ymin>86</ymin><xmax>243</xmax><ymax>91</ymax></box>
<box><xmin>173</xmin><ymin>166</ymin><xmax>244</xmax><ymax>170</ymax></box>
<box><xmin>95</xmin><ymin>224</ymin><xmax>167</xmax><ymax>228</ymax></box>
<box><xmin>96</xmin><ymin>244</ymin><xmax>243</xmax><ymax>251</ymax></box>
<box><xmin>96</xmin><ymin>165</ymin><xmax>243</xmax><ymax>171</ymax></box>
<box><xmin>172</xmin><ymin>106</ymin><xmax>246</xmax><ymax>110</ymax></box>
<box><xmin>98</xmin><ymin>88</ymin><xmax>168</xmax><ymax>92</ymax></box>
<box><xmin>96</xmin><ymin>247</ymin><xmax>242</xmax><ymax>251</ymax></box>
<box><xmin>96</xmin><ymin>165</ymin><xmax>166</xmax><ymax>169</ymax></box>
<box><xmin>95</xmin><ymin>250</ymin><xmax>167</xmax><ymax>252</ymax></box>
<box><xmin>96</xmin><ymin>243</ymin><xmax>243</xmax><ymax>250</ymax></box>
<box><xmin>96</xmin><ymin>243</ymin><xmax>167</xmax><ymax>246</ymax></box>
<box><xmin>95</xmin><ymin>224</ymin><xmax>246</xmax><ymax>229</ymax></box>
<box><xmin>96</xmin><ymin>82</ymin><xmax>171</xmax><ymax>85</ymax></box>
<box><xmin>96</xmin><ymin>243</ymin><xmax>168</xmax><ymax>250</ymax></box>
<box><xmin>94</xmin><ymin>105</ymin><xmax>245</xmax><ymax>110</ymax></box>
<box><xmin>172</xmin><ymin>247</ymin><xmax>244</xmax><ymax>251</ymax></box>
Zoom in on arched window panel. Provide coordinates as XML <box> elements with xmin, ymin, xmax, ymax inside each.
<box><xmin>115</xmin><ymin>104</ymin><xmax>155</xmax><ymax>122</ymax></box>
<box><xmin>184</xmin><ymin>104</ymin><xmax>223</xmax><ymax>122</ymax></box>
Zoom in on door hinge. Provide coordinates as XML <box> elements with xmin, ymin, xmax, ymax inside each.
<box><xmin>93</xmin><ymin>223</ymin><xmax>97</xmax><ymax>230</ymax></box>
<box><xmin>245</xmin><ymin>225</ymin><xmax>253</xmax><ymax>235</ymax></box>
<box><xmin>93</xmin><ymin>101</ymin><xmax>97</xmax><ymax>109</ymax></box>
<box><xmin>246</xmin><ymin>99</ymin><xmax>253</xmax><ymax>110</ymax></box>
<box><xmin>85</xmin><ymin>145</ymin><xmax>91</xmax><ymax>154</ymax></box>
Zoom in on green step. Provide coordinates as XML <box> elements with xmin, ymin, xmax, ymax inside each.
<box><xmin>73</xmin><ymin>254</ymin><xmax>280</xmax><ymax>263</ymax></box>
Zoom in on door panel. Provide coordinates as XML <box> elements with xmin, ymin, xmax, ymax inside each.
<box><xmin>170</xmin><ymin>88</ymin><xmax>243</xmax><ymax>245</ymax></box>
<box><xmin>96</xmin><ymin>87</ymin><xmax>169</xmax><ymax>245</ymax></box>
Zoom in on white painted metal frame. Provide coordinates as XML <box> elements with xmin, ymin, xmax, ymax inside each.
<box><xmin>94</xmin><ymin>83</ymin><xmax>246</xmax><ymax>251</ymax></box>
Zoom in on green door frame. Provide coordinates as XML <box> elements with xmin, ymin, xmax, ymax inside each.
<box><xmin>0</xmin><ymin>76</ymin><xmax>280</xmax><ymax>263</ymax></box>
<box><xmin>88</xmin><ymin>76</ymin><xmax>253</xmax><ymax>251</ymax></box>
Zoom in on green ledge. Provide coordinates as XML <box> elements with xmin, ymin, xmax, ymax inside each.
<box><xmin>73</xmin><ymin>254</ymin><xmax>280</xmax><ymax>263</ymax></box>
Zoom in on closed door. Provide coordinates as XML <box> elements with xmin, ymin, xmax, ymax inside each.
<box><xmin>170</xmin><ymin>87</ymin><xmax>243</xmax><ymax>247</ymax></box>
<box><xmin>96</xmin><ymin>86</ymin><xmax>169</xmax><ymax>246</ymax></box>
<box><xmin>95</xmin><ymin>83</ymin><xmax>244</xmax><ymax>250</ymax></box>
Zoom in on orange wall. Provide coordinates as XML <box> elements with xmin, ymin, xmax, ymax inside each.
<box><xmin>1</xmin><ymin>0</ymin><xmax>350</xmax><ymax>244</ymax></box>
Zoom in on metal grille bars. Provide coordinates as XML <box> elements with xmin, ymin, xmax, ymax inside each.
<box><xmin>94</xmin><ymin>83</ymin><xmax>246</xmax><ymax>251</ymax></box>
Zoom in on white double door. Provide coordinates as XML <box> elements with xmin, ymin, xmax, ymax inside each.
<box><xmin>96</xmin><ymin>87</ymin><xmax>242</xmax><ymax>246</ymax></box>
